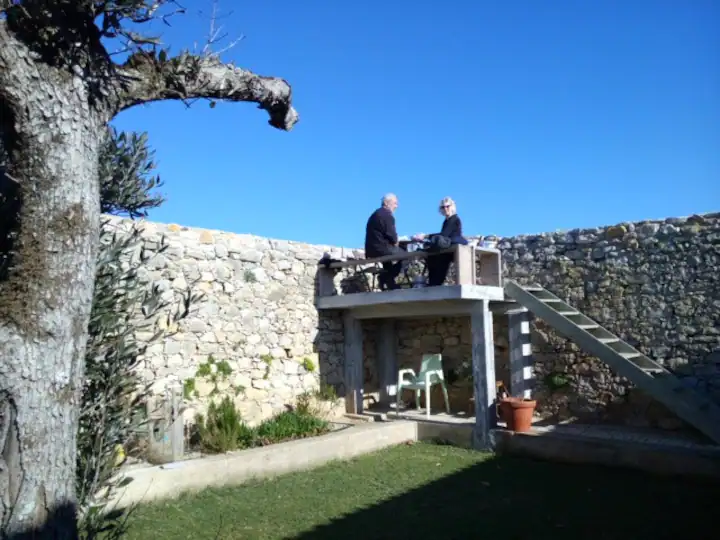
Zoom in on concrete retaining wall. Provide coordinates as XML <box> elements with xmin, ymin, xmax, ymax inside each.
<box><xmin>108</xmin><ymin>421</ymin><xmax>418</xmax><ymax>509</ymax></box>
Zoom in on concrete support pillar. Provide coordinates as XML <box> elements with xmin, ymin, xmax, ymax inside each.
<box><xmin>377</xmin><ymin>319</ymin><xmax>398</xmax><ymax>404</ymax></box>
<box><xmin>508</xmin><ymin>308</ymin><xmax>534</xmax><ymax>399</ymax></box>
<box><xmin>471</xmin><ymin>300</ymin><xmax>497</xmax><ymax>450</ymax></box>
<box><xmin>343</xmin><ymin>311</ymin><xmax>364</xmax><ymax>414</ymax></box>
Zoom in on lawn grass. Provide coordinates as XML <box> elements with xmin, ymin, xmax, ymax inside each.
<box><xmin>120</xmin><ymin>442</ymin><xmax>717</xmax><ymax>539</ymax></box>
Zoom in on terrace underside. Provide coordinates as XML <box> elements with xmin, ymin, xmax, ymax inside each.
<box><xmin>318</xmin><ymin>285</ymin><xmax>532</xmax><ymax>450</ymax></box>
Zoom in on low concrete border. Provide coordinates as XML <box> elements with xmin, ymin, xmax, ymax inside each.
<box><xmin>417</xmin><ymin>420</ymin><xmax>473</xmax><ymax>448</ymax></box>
<box><xmin>108</xmin><ymin>418</ymin><xmax>720</xmax><ymax>512</ymax></box>
<box><xmin>108</xmin><ymin>421</ymin><xmax>418</xmax><ymax>510</ymax></box>
<box><xmin>492</xmin><ymin>428</ymin><xmax>720</xmax><ymax>480</ymax></box>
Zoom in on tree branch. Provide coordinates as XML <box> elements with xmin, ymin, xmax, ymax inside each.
<box><xmin>115</xmin><ymin>52</ymin><xmax>298</xmax><ymax>131</ymax></box>
<box><xmin>199</xmin><ymin>0</ymin><xmax>243</xmax><ymax>58</ymax></box>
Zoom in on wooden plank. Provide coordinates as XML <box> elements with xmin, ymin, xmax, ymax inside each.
<box><xmin>471</xmin><ymin>300</ymin><xmax>497</xmax><ymax>450</ymax></box>
<box><xmin>377</xmin><ymin>319</ymin><xmax>398</xmax><ymax>404</ymax></box>
<box><xmin>316</xmin><ymin>284</ymin><xmax>506</xmax><ymax>310</ymax></box>
<box><xmin>508</xmin><ymin>308</ymin><xmax>533</xmax><ymax>399</ymax></box>
<box><xmin>343</xmin><ymin>312</ymin><xmax>364</xmax><ymax>415</ymax></box>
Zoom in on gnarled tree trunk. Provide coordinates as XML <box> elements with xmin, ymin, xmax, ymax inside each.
<box><xmin>0</xmin><ymin>36</ymin><xmax>105</xmax><ymax>536</ymax></box>
<box><xmin>0</xmin><ymin>4</ymin><xmax>297</xmax><ymax>536</ymax></box>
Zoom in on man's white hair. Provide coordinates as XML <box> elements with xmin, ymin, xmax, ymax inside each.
<box><xmin>381</xmin><ymin>193</ymin><xmax>397</xmax><ymax>207</ymax></box>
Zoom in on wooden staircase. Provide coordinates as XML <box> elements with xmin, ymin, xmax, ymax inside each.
<box><xmin>504</xmin><ymin>280</ymin><xmax>720</xmax><ymax>445</ymax></box>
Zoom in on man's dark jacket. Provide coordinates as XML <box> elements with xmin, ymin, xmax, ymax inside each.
<box><xmin>365</xmin><ymin>207</ymin><xmax>398</xmax><ymax>257</ymax></box>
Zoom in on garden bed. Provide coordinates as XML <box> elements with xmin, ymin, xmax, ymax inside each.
<box><xmin>140</xmin><ymin>419</ymin><xmax>355</xmax><ymax>465</ymax></box>
<box><xmin>191</xmin><ymin>401</ymin><xmax>335</xmax><ymax>453</ymax></box>
<box><xmin>107</xmin><ymin>420</ymin><xmax>419</xmax><ymax>511</ymax></box>
<box><xmin>136</xmin><ymin>392</ymin><xmax>348</xmax><ymax>466</ymax></box>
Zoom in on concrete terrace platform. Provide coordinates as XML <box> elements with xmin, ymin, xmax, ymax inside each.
<box><xmin>316</xmin><ymin>249</ymin><xmax>529</xmax><ymax>447</ymax></box>
<box><xmin>316</xmin><ymin>284</ymin><xmax>509</xmax><ymax>318</ymax></box>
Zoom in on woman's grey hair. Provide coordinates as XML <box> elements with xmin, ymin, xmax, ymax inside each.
<box><xmin>382</xmin><ymin>193</ymin><xmax>397</xmax><ymax>207</ymax></box>
<box><xmin>440</xmin><ymin>197</ymin><xmax>456</xmax><ymax>215</ymax></box>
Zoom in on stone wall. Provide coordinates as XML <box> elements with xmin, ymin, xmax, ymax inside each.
<box><xmin>394</xmin><ymin>317</ymin><xmax>509</xmax><ymax>386</ymax></box>
<box><xmin>498</xmin><ymin>212</ymin><xmax>720</xmax><ymax>429</ymax></box>
<box><xmin>105</xmin><ymin>216</ymin><xmax>357</xmax><ymax>425</ymax></box>
<box><xmin>111</xmin><ymin>211</ymin><xmax>719</xmax><ymax>431</ymax></box>
<box><xmin>345</xmin><ymin>212</ymin><xmax>720</xmax><ymax>431</ymax></box>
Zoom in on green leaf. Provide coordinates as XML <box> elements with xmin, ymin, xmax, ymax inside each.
<box><xmin>78</xmin><ymin>128</ymin><xmax>201</xmax><ymax>530</ymax></box>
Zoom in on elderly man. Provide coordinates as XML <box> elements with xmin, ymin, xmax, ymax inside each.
<box><xmin>365</xmin><ymin>193</ymin><xmax>402</xmax><ymax>290</ymax></box>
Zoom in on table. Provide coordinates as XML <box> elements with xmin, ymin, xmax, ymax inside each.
<box><xmin>398</xmin><ymin>239</ymin><xmax>428</xmax><ymax>287</ymax></box>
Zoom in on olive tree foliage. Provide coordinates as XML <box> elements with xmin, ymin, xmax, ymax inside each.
<box><xmin>77</xmin><ymin>127</ymin><xmax>200</xmax><ymax>539</ymax></box>
<box><xmin>98</xmin><ymin>128</ymin><xmax>165</xmax><ymax>219</ymax></box>
<box><xmin>0</xmin><ymin>1</ymin><xmax>297</xmax><ymax>537</ymax></box>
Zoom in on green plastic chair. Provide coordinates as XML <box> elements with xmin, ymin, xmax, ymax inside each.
<box><xmin>396</xmin><ymin>354</ymin><xmax>450</xmax><ymax>418</ymax></box>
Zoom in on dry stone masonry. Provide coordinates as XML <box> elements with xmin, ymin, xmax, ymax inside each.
<box><xmin>107</xmin><ymin>211</ymin><xmax>719</xmax><ymax>430</ymax></box>
<box><xmin>105</xmin><ymin>216</ymin><xmax>357</xmax><ymax>425</ymax></box>
<box><xmin>498</xmin><ymin>212</ymin><xmax>720</xmax><ymax>428</ymax></box>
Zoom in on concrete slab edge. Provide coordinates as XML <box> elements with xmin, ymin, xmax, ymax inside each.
<box><xmin>492</xmin><ymin>429</ymin><xmax>720</xmax><ymax>480</ymax></box>
<box><xmin>107</xmin><ymin>421</ymin><xmax>419</xmax><ymax>511</ymax></box>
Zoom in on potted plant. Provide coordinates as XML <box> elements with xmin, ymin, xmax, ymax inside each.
<box><xmin>498</xmin><ymin>393</ymin><xmax>537</xmax><ymax>433</ymax></box>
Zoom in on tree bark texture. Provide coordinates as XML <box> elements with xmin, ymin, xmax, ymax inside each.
<box><xmin>0</xmin><ymin>25</ymin><xmax>103</xmax><ymax>538</ymax></box>
<box><xmin>0</xmin><ymin>6</ymin><xmax>297</xmax><ymax>535</ymax></box>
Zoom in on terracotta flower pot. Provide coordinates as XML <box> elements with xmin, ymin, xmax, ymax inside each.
<box><xmin>499</xmin><ymin>397</ymin><xmax>536</xmax><ymax>432</ymax></box>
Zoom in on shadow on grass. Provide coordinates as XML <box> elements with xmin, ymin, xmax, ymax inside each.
<box><xmin>294</xmin><ymin>452</ymin><xmax>717</xmax><ymax>540</ymax></box>
<box><xmin>3</xmin><ymin>502</ymin><xmax>134</xmax><ymax>540</ymax></box>
<box><xmin>3</xmin><ymin>503</ymin><xmax>77</xmax><ymax>540</ymax></box>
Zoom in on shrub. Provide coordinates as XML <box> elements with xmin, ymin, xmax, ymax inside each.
<box><xmin>184</xmin><ymin>355</ymin><xmax>245</xmax><ymax>401</ymax></box>
<box><xmin>77</xmin><ymin>128</ymin><xmax>200</xmax><ymax>539</ymax></box>
<box><xmin>301</xmin><ymin>357</ymin><xmax>316</xmax><ymax>372</ymax></box>
<box><xmin>295</xmin><ymin>392</ymin><xmax>316</xmax><ymax>417</ymax></box>
<box><xmin>255</xmin><ymin>411</ymin><xmax>330</xmax><ymax>446</ymax></box>
<box><xmin>192</xmin><ymin>397</ymin><xmax>331</xmax><ymax>455</ymax></box>
<box><xmin>194</xmin><ymin>396</ymin><xmax>252</xmax><ymax>454</ymax></box>
<box><xmin>315</xmin><ymin>383</ymin><xmax>338</xmax><ymax>402</ymax></box>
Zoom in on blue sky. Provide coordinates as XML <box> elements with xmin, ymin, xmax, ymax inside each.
<box><xmin>113</xmin><ymin>0</ymin><xmax>719</xmax><ymax>247</ymax></box>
